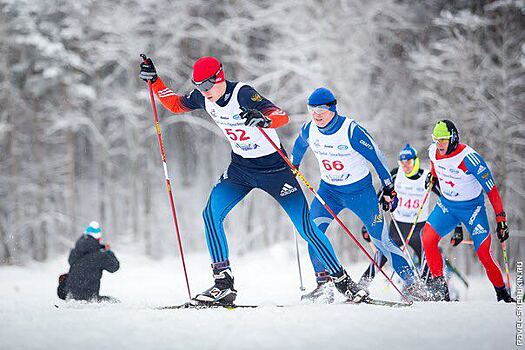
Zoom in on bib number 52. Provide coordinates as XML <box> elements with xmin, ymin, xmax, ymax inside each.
<box><xmin>322</xmin><ymin>160</ymin><xmax>344</xmax><ymax>171</ymax></box>
<box><xmin>225</xmin><ymin>128</ymin><xmax>250</xmax><ymax>141</ymax></box>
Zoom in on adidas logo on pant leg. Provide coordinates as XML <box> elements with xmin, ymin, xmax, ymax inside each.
<box><xmin>280</xmin><ymin>183</ymin><xmax>298</xmax><ymax>197</ymax></box>
<box><xmin>472</xmin><ymin>224</ymin><xmax>487</xmax><ymax>236</ymax></box>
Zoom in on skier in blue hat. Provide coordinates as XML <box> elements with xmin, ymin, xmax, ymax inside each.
<box><xmin>358</xmin><ymin>144</ymin><xmax>464</xmax><ymax>296</ymax></box>
<box><xmin>292</xmin><ymin>88</ymin><xmax>424</xmax><ymax>302</ymax></box>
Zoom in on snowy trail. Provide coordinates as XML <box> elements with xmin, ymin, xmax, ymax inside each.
<box><xmin>0</xmin><ymin>244</ymin><xmax>516</xmax><ymax>350</ymax></box>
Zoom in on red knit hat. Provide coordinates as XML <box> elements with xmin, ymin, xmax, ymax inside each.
<box><xmin>192</xmin><ymin>56</ymin><xmax>224</xmax><ymax>83</ymax></box>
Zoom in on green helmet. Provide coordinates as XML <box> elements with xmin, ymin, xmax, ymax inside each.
<box><xmin>432</xmin><ymin>120</ymin><xmax>459</xmax><ymax>154</ymax></box>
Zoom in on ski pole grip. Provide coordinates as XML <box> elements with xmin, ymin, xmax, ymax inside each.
<box><xmin>140</xmin><ymin>53</ymin><xmax>148</xmax><ymax>63</ymax></box>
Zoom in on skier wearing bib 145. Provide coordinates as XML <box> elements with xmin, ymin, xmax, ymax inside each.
<box><xmin>139</xmin><ymin>57</ymin><xmax>368</xmax><ymax>304</ymax></box>
<box><xmin>422</xmin><ymin>120</ymin><xmax>515</xmax><ymax>302</ymax></box>
<box><xmin>291</xmin><ymin>88</ymin><xmax>422</xmax><ymax>302</ymax></box>
<box><xmin>358</xmin><ymin>144</ymin><xmax>464</xmax><ymax>295</ymax></box>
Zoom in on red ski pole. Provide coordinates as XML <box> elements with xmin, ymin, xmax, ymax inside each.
<box><xmin>141</xmin><ymin>54</ymin><xmax>192</xmax><ymax>301</ymax></box>
<box><xmin>257</xmin><ymin>127</ymin><xmax>411</xmax><ymax>304</ymax></box>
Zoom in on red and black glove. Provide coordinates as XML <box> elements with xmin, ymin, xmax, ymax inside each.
<box><xmin>139</xmin><ymin>57</ymin><xmax>158</xmax><ymax>83</ymax></box>
<box><xmin>240</xmin><ymin>109</ymin><xmax>271</xmax><ymax>128</ymax></box>
<box><xmin>496</xmin><ymin>212</ymin><xmax>509</xmax><ymax>243</ymax></box>
<box><xmin>380</xmin><ymin>184</ymin><xmax>398</xmax><ymax>212</ymax></box>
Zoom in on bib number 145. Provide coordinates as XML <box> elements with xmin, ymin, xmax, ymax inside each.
<box><xmin>398</xmin><ymin>197</ymin><xmax>421</xmax><ymax>209</ymax></box>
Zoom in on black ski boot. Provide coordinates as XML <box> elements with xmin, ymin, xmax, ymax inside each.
<box><xmin>301</xmin><ymin>271</ymin><xmax>334</xmax><ymax>303</ymax></box>
<box><xmin>428</xmin><ymin>276</ymin><xmax>450</xmax><ymax>301</ymax></box>
<box><xmin>194</xmin><ymin>262</ymin><xmax>237</xmax><ymax>305</ymax></box>
<box><xmin>357</xmin><ymin>275</ymin><xmax>373</xmax><ymax>294</ymax></box>
<box><xmin>403</xmin><ymin>279</ymin><xmax>431</xmax><ymax>302</ymax></box>
<box><xmin>332</xmin><ymin>270</ymin><xmax>368</xmax><ymax>303</ymax></box>
<box><xmin>495</xmin><ymin>286</ymin><xmax>516</xmax><ymax>303</ymax></box>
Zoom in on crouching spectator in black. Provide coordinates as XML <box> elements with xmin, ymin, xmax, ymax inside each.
<box><xmin>58</xmin><ymin>221</ymin><xmax>120</xmax><ymax>303</ymax></box>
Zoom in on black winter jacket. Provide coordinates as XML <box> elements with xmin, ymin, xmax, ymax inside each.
<box><xmin>65</xmin><ymin>235</ymin><xmax>119</xmax><ymax>300</ymax></box>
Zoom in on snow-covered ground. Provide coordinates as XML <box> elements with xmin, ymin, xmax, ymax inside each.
<box><xmin>0</xmin><ymin>243</ymin><xmax>516</xmax><ymax>350</ymax></box>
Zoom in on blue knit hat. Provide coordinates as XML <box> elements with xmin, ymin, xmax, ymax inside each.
<box><xmin>85</xmin><ymin>221</ymin><xmax>102</xmax><ymax>239</ymax></box>
<box><xmin>399</xmin><ymin>144</ymin><xmax>417</xmax><ymax>161</ymax></box>
<box><xmin>308</xmin><ymin>87</ymin><xmax>337</xmax><ymax>112</ymax></box>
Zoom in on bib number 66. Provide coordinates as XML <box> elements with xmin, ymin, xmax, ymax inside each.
<box><xmin>322</xmin><ymin>160</ymin><xmax>344</xmax><ymax>171</ymax></box>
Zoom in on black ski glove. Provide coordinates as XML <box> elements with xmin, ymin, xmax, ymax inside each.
<box><xmin>139</xmin><ymin>57</ymin><xmax>158</xmax><ymax>83</ymax></box>
<box><xmin>239</xmin><ymin>109</ymin><xmax>271</xmax><ymax>128</ymax></box>
<box><xmin>450</xmin><ymin>226</ymin><xmax>464</xmax><ymax>247</ymax></box>
<box><xmin>361</xmin><ymin>226</ymin><xmax>371</xmax><ymax>242</ymax></box>
<box><xmin>424</xmin><ymin>173</ymin><xmax>434</xmax><ymax>190</ymax></box>
<box><xmin>380</xmin><ymin>184</ymin><xmax>398</xmax><ymax>212</ymax></box>
<box><xmin>496</xmin><ymin>212</ymin><xmax>509</xmax><ymax>243</ymax></box>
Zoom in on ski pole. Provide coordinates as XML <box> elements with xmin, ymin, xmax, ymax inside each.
<box><xmin>293</xmin><ymin>228</ymin><xmax>306</xmax><ymax>291</ymax></box>
<box><xmin>363</xmin><ymin>238</ymin><xmax>380</xmax><ymax>282</ymax></box>
<box><xmin>256</xmin><ymin>127</ymin><xmax>411</xmax><ymax>304</ymax></box>
<box><xmin>501</xmin><ymin>241</ymin><xmax>512</xmax><ymax>292</ymax></box>
<box><xmin>141</xmin><ymin>54</ymin><xmax>192</xmax><ymax>301</ymax></box>
<box><xmin>389</xmin><ymin>213</ymin><xmax>418</xmax><ymax>272</ymax></box>
<box><xmin>367</xmin><ymin>249</ymin><xmax>383</xmax><ymax>282</ymax></box>
<box><xmin>387</xmin><ymin>182</ymin><xmax>433</xmax><ymax>281</ymax></box>
<box><xmin>420</xmin><ymin>252</ymin><xmax>431</xmax><ymax>284</ymax></box>
<box><xmin>445</xmin><ymin>259</ymin><xmax>469</xmax><ymax>288</ymax></box>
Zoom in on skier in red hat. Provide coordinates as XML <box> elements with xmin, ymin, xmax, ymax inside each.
<box><xmin>139</xmin><ymin>56</ymin><xmax>369</xmax><ymax>305</ymax></box>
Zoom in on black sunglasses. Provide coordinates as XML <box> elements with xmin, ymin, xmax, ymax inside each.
<box><xmin>192</xmin><ymin>65</ymin><xmax>223</xmax><ymax>92</ymax></box>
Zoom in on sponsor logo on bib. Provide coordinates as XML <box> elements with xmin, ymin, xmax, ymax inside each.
<box><xmin>235</xmin><ymin>143</ymin><xmax>260</xmax><ymax>151</ymax></box>
<box><xmin>326</xmin><ymin>174</ymin><xmax>351</xmax><ymax>182</ymax></box>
